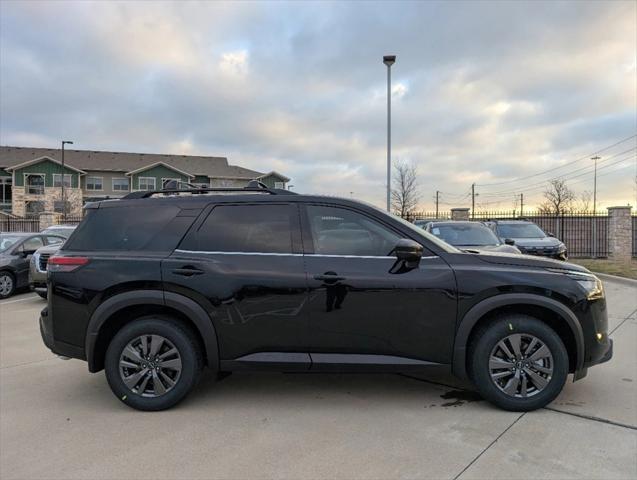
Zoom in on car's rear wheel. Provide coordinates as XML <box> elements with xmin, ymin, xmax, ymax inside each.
<box><xmin>0</xmin><ymin>271</ymin><xmax>16</xmax><ymax>299</ymax></box>
<box><xmin>105</xmin><ymin>316</ymin><xmax>203</xmax><ymax>411</ymax></box>
<box><xmin>469</xmin><ymin>314</ymin><xmax>568</xmax><ymax>411</ymax></box>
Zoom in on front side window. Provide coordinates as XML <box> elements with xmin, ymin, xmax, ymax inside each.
<box><xmin>53</xmin><ymin>174</ymin><xmax>72</xmax><ymax>188</ymax></box>
<box><xmin>26</xmin><ymin>174</ymin><xmax>45</xmax><ymax>195</ymax></box>
<box><xmin>85</xmin><ymin>176</ymin><xmax>103</xmax><ymax>191</ymax></box>
<box><xmin>305</xmin><ymin>205</ymin><xmax>401</xmax><ymax>257</ymax></box>
<box><xmin>197</xmin><ymin>204</ymin><xmax>293</xmax><ymax>254</ymax></box>
<box><xmin>138</xmin><ymin>177</ymin><xmax>156</xmax><ymax>191</ymax></box>
<box><xmin>112</xmin><ymin>178</ymin><xmax>130</xmax><ymax>191</ymax></box>
<box><xmin>22</xmin><ymin>236</ymin><xmax>44</xmax><ymax>253</ymax></box>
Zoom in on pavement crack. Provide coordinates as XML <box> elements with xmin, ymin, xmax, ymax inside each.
<box><xmin>452</xmin><ymin>412</ymin><xmax>526</xmax><ymax>480</ymax></box>
<box><xmin>0</xmin><ymin>357</ymin><xmax>55</xmax><ymax>370</ymax></box>
<box><xmin>609</xmin><ymin>307</ymin><xmax>637</xmax><ymax>336</ymax></box>
<box><xmin>544</xmin><ymin>406</ymin><xmax>637</xmax><ymax>431</ymax></box>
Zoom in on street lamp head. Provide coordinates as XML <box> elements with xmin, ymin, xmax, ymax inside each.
<box><xmin>383</xmin><ymin>55</ymin><xmax>396</xmax><ymax>67</ymax></box>
<box><xmin>62</xmin><ymin>140</ymin><xmax>74</xmax><ymax>145</ymax></box>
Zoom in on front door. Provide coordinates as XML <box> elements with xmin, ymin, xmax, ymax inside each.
<box><xmin>301</xmin><ymin>204</ymin><xmax>457</xmax><ymax>366</ymax></box>
<box><xmin>162</xmin><ymin>202</ymin><xmax>310</xmax><ymax>369</ymax></box>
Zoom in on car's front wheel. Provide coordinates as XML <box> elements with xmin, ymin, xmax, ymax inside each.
<box><xmin>0</xmin><ymin>271</ymin><xmax>16</xmax><ymax>299</ymax></box>
<box><xmin>469</xmin><ymin>315</ymin><xmax>568</xmax><ymax>411</ymax></box>
<box><xmin>105</xmin><ymin>316</ymin><xmax>203</xmax><ymax>411</ymax></box>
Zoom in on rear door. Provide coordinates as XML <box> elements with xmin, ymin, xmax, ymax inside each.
<box><xmin>162</xmin><ymin>202</ymin><xmax>310</xmax><ymax>370</ymax></box>
<box><xmin>301</xmin><ymin>203</ymin><xmax>457</xmax><ymax>366</ymax></box>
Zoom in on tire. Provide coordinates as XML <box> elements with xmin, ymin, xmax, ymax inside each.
<box><xmin>105</xmin><ymin>316</ymin><xmax>203</xmax><ymax>411</ymax></box>
<box><xmin>469</xmin><ymin>314</ymin><xmax>568</xmax><ymax>412</ymax></box>
<box><xmin>0</xmin><ymin>271</ymin><xmax>16</xmax><ymax>299</ymax></box>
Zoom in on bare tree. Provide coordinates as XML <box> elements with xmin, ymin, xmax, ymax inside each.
<box><xmin>391</xmin><ymin>160</ymin><xmax>420</xmax><ymax>218</ymax></box>
<box><xmin>578</xmin><ymin>190</ymin><xmax>593</xmax><ymax>212</ymax></box>
<box><xmin>538</xmin><ymin>179</ymin><xmax>575</xmax><ymax>215</ymax></box>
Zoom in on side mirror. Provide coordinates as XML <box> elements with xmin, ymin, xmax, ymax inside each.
<box><xmin>547</xmin><ymin>232</ymin><xmax>555</xmax><ymax>237</ymax></box>
<box><xmin>504</xmin><ymin>238</ymin><xmax>515</xmax><ymax>246</ymax></box>
<box><xmin>393</xmin><ymin>238</ymin><xmax>423</xmax><ymax>263</ymax></box>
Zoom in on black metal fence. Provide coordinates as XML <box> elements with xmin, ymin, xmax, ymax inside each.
<box><xmin>58</xmin><ymin>215</ymin><xmax>84</xmax><ymax>226</ymax></box>
<box><xmin>0</xmin><ymin>217</ymin><xmax>40</xmax><ymax>232</ymax></box>
<box><xmin>408</xmin><ymin>210</ymin><xmax>609</xmax><ymax>258</ymax></box>
<box><xmin>632</xmin><ymin>215</ymin><xmax>637</xmax><ymax>258</ymax></box>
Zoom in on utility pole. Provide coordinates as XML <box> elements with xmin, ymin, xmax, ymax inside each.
<box><xmin>471</xmin><ymin>183</ymin><xmax>475</xmax><ymax>219</ymax></box>
<box><xmin>520</xmin><ymin>193</ymin><xmax>524</xmax><ymax>218</ymax></box>
<box><xmin>435</xmin><ymin>191</ymin><xmax>439</xmax><ymax>219</ymax></box>
<box><xmin>383</xmin><ymin>55</ymin><xmax>396</xmax><ymax>212</ymax></box>
<box><xmin>591</xmin><ymin>155</ymin><xmax>601</xmax><ymax>258</ymax></box>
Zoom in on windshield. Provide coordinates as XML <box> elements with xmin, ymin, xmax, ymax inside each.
<box><xmin>497</xmin><ymin>223</ymin><xmax>546</xmax><ymax>239</ymax></box>
<box><xmin>0</xmin><ymin>235</ymin><xmax>22</xmax><ymax>252</ymax></box>
<box><xmin>430</xmin><ymin>223</ymin><xmax>500</xmax><ymax>246</ymax></box>
<box><xmin>43</xmin><ymin>228</ymin><xmax>74</xmax><ymax>238</ymax></box>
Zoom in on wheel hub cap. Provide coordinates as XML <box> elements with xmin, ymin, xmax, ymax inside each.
<box><xmin>118</xmin><ymin>334</ymin><xmax>182</xmax><ymax>398</ymax></box>
<box><xmin>489</xmin><ymin>333</ymin><xmax>554</xmax><ymax>398</ymax></box>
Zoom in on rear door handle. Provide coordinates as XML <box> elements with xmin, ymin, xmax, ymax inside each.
<box><xmin>313</xmin><ymin>274</ymin><xmax>346</xmax><ymax>282</ymax></box>
<box><xmin>171</xmin><ymin>266</ymin><xmax>204</xmax><ymax>277</ymax></box>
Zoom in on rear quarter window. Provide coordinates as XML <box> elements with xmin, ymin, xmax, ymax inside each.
<box><xmin>64</xmin><ymin>205</ymin><xmax>190</xmax><ymax>251</ymax></box>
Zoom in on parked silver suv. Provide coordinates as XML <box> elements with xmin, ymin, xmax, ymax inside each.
<box><xmin>29</xmin><ymin>225</ymin><xmax>76</xmax><ymax>299</ymax></box>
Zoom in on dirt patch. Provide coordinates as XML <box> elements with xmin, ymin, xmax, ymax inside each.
<box><xmin>440</xmin><ymin>389</ymin><xmax>483</xmax><ymax>407</ymax></box>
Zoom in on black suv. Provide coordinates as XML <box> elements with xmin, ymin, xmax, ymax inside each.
<box><xmin>487</xmin><ymin>220</ymin><xmax>568</xmax><ymax>260</ymax></box>
<box><xmin>40</xmin><ymin>185</ymin><xmax>612</xmax><ymax>411</ymax></box>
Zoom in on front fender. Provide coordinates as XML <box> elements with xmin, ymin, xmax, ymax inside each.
<box><xmin>452</xmin><ymin>293</ymin><xmax>585</xmax><ymax>380</ymax></box>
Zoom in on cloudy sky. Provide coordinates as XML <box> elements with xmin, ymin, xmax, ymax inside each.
<box><xmin>1</xmin><ymin>0</ymin><xmax>635</xmax><ymax>211</ymax></box>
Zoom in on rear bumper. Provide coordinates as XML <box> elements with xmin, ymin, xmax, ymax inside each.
<box><xmin>39</xmin><ymin>307</ymin><xmax>85</xmax><ymax>360</ymax></box>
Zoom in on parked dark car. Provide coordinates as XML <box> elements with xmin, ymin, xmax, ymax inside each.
<box><xmin>426</xmin><ymin>221</ymin><xmax>521</xmax><ymax>254</ymax></box>
<box><xmin>0</xmin><ymin>232</ymin><xmax>66</xmax><ymax>298</ymax></box>
<box><xmin>487</xmin><ymin>220</ymin><xmax>567</xmax><ymax>260</ymax></box>
<box><xmin>40</xmin><ymin>184</ymin><xmax>611</xmax><ymax>412</ymax></box>
<box><xmin>30</xmin><ymin>226</ymin><xmax>77</xmax><ymax>299</ymax></box>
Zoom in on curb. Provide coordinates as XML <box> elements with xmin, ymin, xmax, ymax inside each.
<box><xmin>594</xmin><ymin>272</ymin><xmax>637</xmax><ymax>287</ymax></box>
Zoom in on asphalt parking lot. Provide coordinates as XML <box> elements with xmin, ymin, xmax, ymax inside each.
<box><xmin>1</xmin><ymin>279</ymin><xmax>636</xmax><ymax>480</ymax></box>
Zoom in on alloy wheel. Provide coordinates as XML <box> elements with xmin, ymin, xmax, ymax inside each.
<box><xmin>0</xmin><ymin>274</ymin><xmax>13</xmax><ymax>297</ymax></box>
<box><xmin>488</xmin><ymin>333</ymin><xmax>554</xmax><ymax>398</ymax></box>
<box><xmin>118</xmin><ymin>334</ymin><xmax>182</xmax><ymax>397</ymax></box>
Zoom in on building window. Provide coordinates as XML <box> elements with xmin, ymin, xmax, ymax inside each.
<box><xmin>25</xmin><ymin>201</ymin><xmax>45</xmax><ymax>217</ymax></box>
<box><xmin>26</xmin><ymin>174</ymin><xmax>45</xmax><ymax>195</ymax></box>
<box><xmin>54</xmin><ymin>201</ymin><xmax>71</xmax><ymax>214</ymax></box>
<box><xmin>193</xmin><ymin>181</ymin><xmax>209</xmax><ymax>189</ymax></box>
<box><xmin>112</xmin><ymin>178</ymin><xmax>130</xmax><ymax>191</ymax></box>
<box><xmin>53</xmin><ymin>174</ymin><xmax>72</xmax><ymax>188</ymax></box>
<box><xmin>138</xmin><ymin>177</ymin><xmax>156</xmax><ymax>191</ymax></box>
<box><xmin>85</xmin><ymin>176</ymin><xmax>103</xmax><ymax>191</ymax></box>
<box><xmin>0</xmin><ymin>177</ymin><xmax>11</xmax><ymax>211</ymax></box>
<box><xmin>274</xmin><ymin>181</ymin><xmax>285</xmax><ymax>189</ymax></box>
<box><xmin>162</xmin><ymin>178</ymin><xmax>181</xmax><ymax>189</ymax></box>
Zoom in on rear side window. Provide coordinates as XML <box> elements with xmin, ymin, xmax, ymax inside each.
<box><xmin>65</xmin><ymin>205</ymin><xmax>183</xmax><ymax>251</ymax></box>
<box><xmin>196</xmin><ymin>204</ymin><xmax>293</xmax><ymax>254</ymax></box>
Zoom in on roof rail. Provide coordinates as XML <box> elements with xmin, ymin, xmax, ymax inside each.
<box><xmin>122</xmin><ymin>181</ymin><xmax>297</xmax><ymax>200</ymax></box>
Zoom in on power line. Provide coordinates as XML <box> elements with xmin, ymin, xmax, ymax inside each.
<box><xmin>475</xmin><ymin>134</ymin><xmax>637</xmax><ymax>187</ymax></box>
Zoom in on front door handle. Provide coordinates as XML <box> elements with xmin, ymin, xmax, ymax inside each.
<box><xmin>171</xmin><ymin>266</ymin><xmax>204</xmax><ymax>277</ymax></box>
<box><xmin>313</xmin><ymin>274</ymin><xmax>346</xmax><ymax>282</ymax></box>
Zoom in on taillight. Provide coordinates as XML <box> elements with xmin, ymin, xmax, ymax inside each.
<box><xmin>47</xmin><ymin>256</ymin><xmax>90</xmax><ymax>273</ymax></box>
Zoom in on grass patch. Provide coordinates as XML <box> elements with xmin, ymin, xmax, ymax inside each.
<box><xmin>570</xmin><ymin>258</ymin><xmax>637</xmax><ymax>280</ymax></box>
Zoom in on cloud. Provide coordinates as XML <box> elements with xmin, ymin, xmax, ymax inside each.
<box><xmin>0</xmin><ymin>0</ymin><xmax>635</xmax><ymax>210</ymax></box>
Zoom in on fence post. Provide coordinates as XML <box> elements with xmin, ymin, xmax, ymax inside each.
<box><xmin>38</xmin><ymin>212</ymin><xmax>58</xmax><ymax>231</ymax></box>
<box><xmin>451</xmin><ymin>208</ymin><xmax>470</xmax><ymax>221</ymax></box>
<box><xmin>607</xmin><ymin>206</ymin><xmax>632</xmax><ymax>261</ymax></box>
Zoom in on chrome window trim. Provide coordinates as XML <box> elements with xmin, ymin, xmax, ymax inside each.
<box><xmin>174</xmin><ymin>249</ymin><xmax>439</xmax><ymax>260</ymax></box>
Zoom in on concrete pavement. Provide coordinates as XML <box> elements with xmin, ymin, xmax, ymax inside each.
<box><xmin>1</xmin><ymin>280</ymin><xmax>635</xmax><ymax>480</ymax></box>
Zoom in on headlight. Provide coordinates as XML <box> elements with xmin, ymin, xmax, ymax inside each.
<box><xmin>557</xmin><ymin>245</ymin><xmax>567</xmax><ymax>253</ymax></box>
<box><xmin>549</xmin><ymin>269</ymin><xmax>604</xmax><ymax>300</ymax></box>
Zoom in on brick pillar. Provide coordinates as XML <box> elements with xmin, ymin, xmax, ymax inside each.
<box><xmin>39</xmin><ymin>212</ymin><xmax>60</xmax><ymax>230</ymax></box>
<box><xmin>451</xmin><ymin>208</ymin><xmax>470</xmax><ymax>221</ymax></box>
<box><xmin>607</xmin><ymin>206</ymin><xmax>632</xmax><ymax>261</ymax></box>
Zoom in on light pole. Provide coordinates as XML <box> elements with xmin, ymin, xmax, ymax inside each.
<box><xmin>383</xmin><ymin>55</ymin><xmax>396</xmax><ymax>212</ymax></box>
<box><xmin>61</xmin><ymin>140</ymin><xmax>73</xmax><ymax>220</ymax></box>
